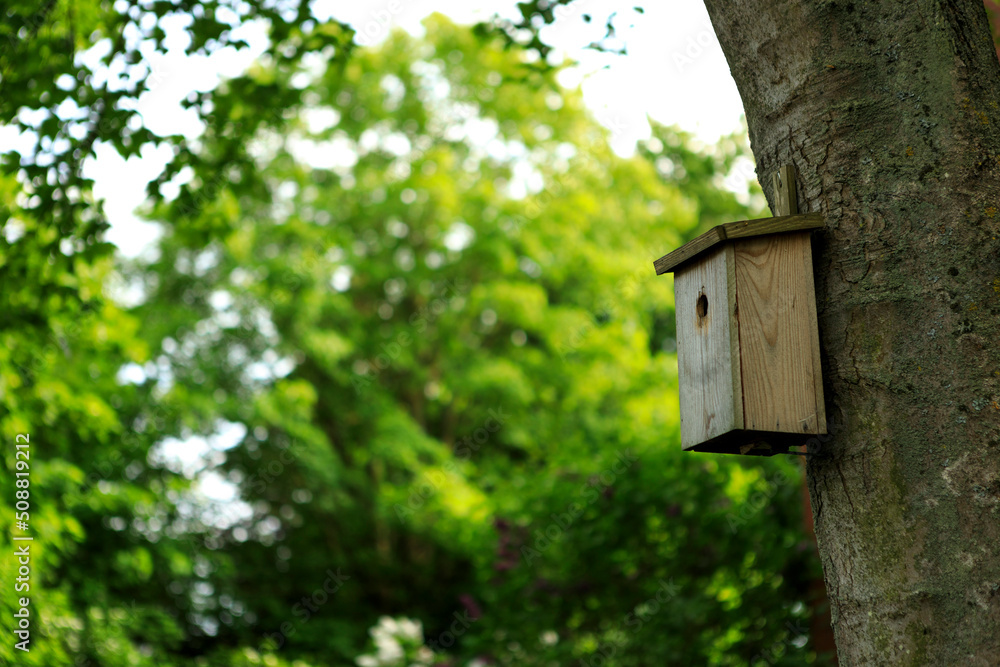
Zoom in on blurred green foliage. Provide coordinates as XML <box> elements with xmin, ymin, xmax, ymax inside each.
<box><xmin>2</xmin><ymin>5</ymin><xmax>830</xmax><ymax>666</ymax></box>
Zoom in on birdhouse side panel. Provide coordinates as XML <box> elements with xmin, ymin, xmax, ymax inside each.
<box><xmin>674</xmin><ymin>244</ymin><xmax>744</xmax><ymax>450</ymax></box>
<box><xmin>733</xmin><ymin>232</ymin><xmax>826</xmax><ymax>434</ymax></box>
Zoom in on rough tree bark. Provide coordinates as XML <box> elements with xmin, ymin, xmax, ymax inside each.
<box><xmin>702</xmin><ymin>0</ymin><xmax>1000</xmax><ymax>663</ymax></box>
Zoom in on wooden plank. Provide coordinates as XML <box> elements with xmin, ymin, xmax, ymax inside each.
<box><xmin>655</xmin><ymin>226</ymin><xmax>726</xmax><ymax>276</ymax></box>
<box><xmin>771</xmin><ymin>164</ymin><xmax>798</xmax><ymax>217</ymax></box>
<box><xmin>733</xmin><ymin>232</ymin><xmax>825</xmax><ymax>434</ymax></box>
<box><xmin>769</xmin><ymin>165</ymin><xmax>826</xmax><ymax>434</ymax></box>
<box><xmin>675</xmin><ymin>244</ymin><xmax>743</xmax><ymax>450</ymax></box>
<box><xmin>724</xmin><ymin>244</ymin><xmax>744</xmax><ymax>436</ymax></box>
<box><xmin>768</xmin><ymin>164</ymin><xmax>826</xmax><ymax>432</ymax></box>
<box><xmin>653</xmin><ymin>213</ymin><xmax>823</xmax><ymax>275</ymax></box>
<box><xmin>799</xmin><ymin>229</ymin><xmax>827</xmax><ymax>434</ymax></box>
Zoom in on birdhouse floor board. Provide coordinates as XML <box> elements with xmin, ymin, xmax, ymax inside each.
<box><xmin>682</xmin><ymin>429</ymin><xmax>816</xmax><ymax>456</ymax></box>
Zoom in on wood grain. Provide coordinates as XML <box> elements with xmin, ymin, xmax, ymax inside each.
<box><xmin>733</xmin><ymin>232</ymin><xmax>826</xmax><ymax>434</ymax></box>
<box><xmin>675</xmin><ymin>244</ymin><xmax>743</xmax><ymax>450</ymax></box>
<box><xmin>653</xmin><ymin>213</ymin><xmax>823</xmax><ymax>275</ymax></box>
<box><xmin>771</xmin><ymin>165</ymin><xmax>798</xmax><ymax>217</ymax></box>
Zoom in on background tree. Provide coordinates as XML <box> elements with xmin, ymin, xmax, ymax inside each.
<box><xmin>127</xmin><ymin>17</ymin><xmax>829</xmax><ymax>665</ymax></box>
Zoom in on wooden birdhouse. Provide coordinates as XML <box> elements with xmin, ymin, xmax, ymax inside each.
<box><xmin>653</xmin><ymin>166</ymin><xmax>826</xmax><ymax>455</ymax></box>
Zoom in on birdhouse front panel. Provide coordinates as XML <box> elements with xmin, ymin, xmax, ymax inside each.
<box><xmin>674</xmin><ymin>244</ymin><xmax>743</xmax><ymax>450</ymax></box>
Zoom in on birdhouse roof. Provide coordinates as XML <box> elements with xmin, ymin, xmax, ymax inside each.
<box><xmin>653</xmin><ymin>213</ymin><xmax>824</xmax><ymax>274</ymax></box>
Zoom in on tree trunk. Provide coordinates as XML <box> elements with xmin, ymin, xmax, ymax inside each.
<box><xmin>701</xmin><ymin>0</ymin><xmax>1000</xmax><ymax>663</ymax></box>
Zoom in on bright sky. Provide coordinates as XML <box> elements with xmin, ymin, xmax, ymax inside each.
<box><xmin>66</xmin><ymin>0</ymin><xmax>746</xmax><ymax>258</ymax></box>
